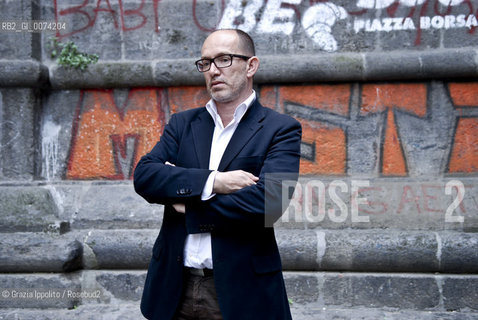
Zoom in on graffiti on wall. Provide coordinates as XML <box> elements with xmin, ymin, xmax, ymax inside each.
<box><xmin>447</xmin><ymin>82</ymin><xmax>478</xmax><ymax>173</ymax></box>
<box><xmin>63</xmin><ymin>82</ymin><xmax>478</xmax><ymax>179</ymax></box>
<box><xmin>67</xmin><ymin>88</ymin><xmax>164</xmax><ymax>179</ymax></box>
<box><xmin>54</xmin><ymin>0</ymin><xmax>478</xmax><ymax>51</ymax></box>
<box><xmin>53</xmin><ymin>0</ymin><xmax>162</xmax><ymax>38</ymax></box>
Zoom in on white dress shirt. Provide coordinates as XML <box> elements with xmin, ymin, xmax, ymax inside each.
<box><xmin>183</xmin><ymin>91</ymin><xmax>257</xmax><ymax>269</ymax></box>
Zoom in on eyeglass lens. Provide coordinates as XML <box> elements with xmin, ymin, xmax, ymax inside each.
<box><xmin>197</xmin><ymin>55</ymin><xmax>232</xmax><ymax>72</ymax></box>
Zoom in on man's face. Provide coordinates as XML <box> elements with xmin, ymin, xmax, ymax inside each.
<box><xmin>200</xmin><ymin>31</ymin><xmax>250</xmax><ymax>106</ymax></box>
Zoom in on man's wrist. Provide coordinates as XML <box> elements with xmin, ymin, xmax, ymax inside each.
<box><xmin>201</xmin><ymin>170</ymin><xmax>217</xmax><ymax>200</ymax></box>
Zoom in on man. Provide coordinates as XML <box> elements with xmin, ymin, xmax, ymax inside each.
<box><xmin>134</xmin><ymin>29</ymin><xmax>302</xmax><ymax>320</ymax></box>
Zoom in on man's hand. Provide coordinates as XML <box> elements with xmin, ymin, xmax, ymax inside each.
<box><xmin>213</xmin><ymin>170</ymin><xmax>259</xmax><ymax>194</ymax></box>
<box><xmin>172</xmin><ymin>203</ymin><xmax>185</xmax><ymax>213</ymax></box>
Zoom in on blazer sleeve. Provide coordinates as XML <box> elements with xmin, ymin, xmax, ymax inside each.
<box><xmin>185</xmin><ymin>115</ymin><xmax>302</xmax><ymax>233</ymax></box>
<box><xmin>133</xmin><ymin>113</ymin><xmax>212</xmax><ymax>205</ymax></box>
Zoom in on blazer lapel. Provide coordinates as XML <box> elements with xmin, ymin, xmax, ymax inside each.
<box><xmin>191</xmin><ymin>109</ymin><xmax>215</xmax><ymax>169</ymax></box>
<box><xmin>218</xmin><ymin>101</ymin><xmax>265</xmax><ymax>172</ymax></box>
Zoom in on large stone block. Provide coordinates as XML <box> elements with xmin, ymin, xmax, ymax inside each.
<box><xmin>0</xmin><ymin>232</ymin><xmax>82</xmax><ymax>272</ymax></box>
<box><xmin>0</xmin><ymin>0</ymin><xmax>40</xmax><ymax>60</ymax></box>
<box><xmin>48</xmin><ymin>183</ymin><xmax>163</xmax><ymax>230</ymax></box>
<box><xmin>0</xmin><ymin>187</ymin><xmax>61</xmax><ymax>232</ymax></box>
<box><xmin>0</xmin><ymin>304</ymin><xmax>143</xmax><ymax>320</ymax></box>
<box><xmin>442</xmin><ymin>277</ymin><xmax>478</xmax><ymax>312</ymax></box>
<box><xmin>0</xmin><ymin>273</ymin><xmax>81</xmax><ymax>309</ymax></box>
<box><xmin>440</xmin><ymin>232</ymin><xmax>478</xmax><ymax>273</ymax></box>
<box><xmin>82</xmin><ymin>229</ymin><xmax>157</xmax><ymax>269</ymax></box>
<box><xmin>93</xmin><ymin>271</ymin><xmax>146</xmax><ymax>303</ymax></box>
<box><xmin>284</xmin><ymin>273</ymin><xmax>319</xmax><ymax>305</ymax></box>
<box><xmin>0</xmin><ymin>61</ymin><xmax>48</xmax><ymax>87</ymax></box>
<box><xmin>322</xmin><ymin>230</ymin><xmax>438</xmax><ymax>272</ymax></box>
<box><xmin>0</xmin><ymin>89</ymin><xmax>38</xmax><ymax>181</ymax></box>
<box><xmin>321</xmin><ymin>273</ymin><xmax>440</xmax><ymax>310</ymax></box>
<box><xmin>276</xmin><ymin>229</ymin><xmax>318</xmax><ymax>271</ymax></box>
<box><xmin>49</xmin><ymin>62</ymin><xmax>154</xmax><ymax>89</ymax></box>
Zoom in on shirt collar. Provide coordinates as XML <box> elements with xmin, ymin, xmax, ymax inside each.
<box><xmin>206</xmin><ymin>90</ymin><xmax>256</xmax><ymax>129</ymax></box>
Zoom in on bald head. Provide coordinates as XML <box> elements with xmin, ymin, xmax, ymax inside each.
<box><xmin>203</xmin><ymin>29</ymin><xmax>255</xmax><ymax>57</ymax></box>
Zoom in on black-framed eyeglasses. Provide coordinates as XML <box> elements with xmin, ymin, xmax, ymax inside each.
<box><xmin>195</xmin><ymin>54</ymin><xmax>251</xmax><ymax>72</ymax></box>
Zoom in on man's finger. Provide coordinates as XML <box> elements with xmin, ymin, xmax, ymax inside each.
<box><xmin>172</xmin><ymin>203</ymin><xmax>185</xmax><ymax>213</ymax></box>
<box><xmin>241</xmin><ymin>170</ymin><xmax>259</xmax><ymax>182</ymax></box>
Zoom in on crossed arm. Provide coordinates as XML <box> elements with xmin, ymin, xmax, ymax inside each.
<box><xmin>134</xmin><ymin>111</ymin><xmax>302</xmax><ymax>230</ymax></box>
<box><xmin>171</xmin><ymin>166</ymin><xmax>259</xmax><ymax>213</ymax></box>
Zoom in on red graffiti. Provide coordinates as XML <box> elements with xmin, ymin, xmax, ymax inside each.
<box><xmin>54</xmin><ymin>0</ymin><xmax>160</xmax><ymax>38</ymax></box>
<box><xmin>192</xmin><ymin>0</ymin><xmax>225</xmax><ymax>32</ymax></box>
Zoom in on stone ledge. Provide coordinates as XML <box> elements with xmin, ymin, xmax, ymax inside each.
<box><xmin>1</xmin><ymin>271</ymin><xmax>477</xmax><ymax>313</ymax></box>
<box><xmin>48</xmin><ymin>61</ymin><xmax>155</xmax><ymax>89</ymax></box>
<box><xmin>2</xmin><ymin>178</ymin><xmax>476</xmax><ymax>232</ymax></box>
<box><xmin>285</xmin><ymin>272</ymin><xmax>478</xmax><ymax>312</ymax></box>
<box><xmin>0</xmin><ymin>60</ymin><xmax>48</xmax><ymax>88</ymax></box>
<box><xmin>0</xmin><ymin>186</ymin><xmax>63</xmax><ymax>233</ymax></box>
<box><xmin>283</xmin><ymin>230</ymin><xmax>478</xmax><ymax>273</ymax></box>
<box><xmin>2</xmin><ymin>48</ymin><xmax>477</xmax><ymax>89</ymax></box>
<box><xmin>1</xmin><ymin>229</ymin><xmax>477</xmax><ymax>273</ymax></box>
<box><xmin>1</xmin><ymin>305</ymin><xmax>478</xmax><ymax>320</ymax></box>
<box><xmin>49</xmin><ymin>48</ymin><xmax>478</xmax><ymax>88</ymax></box>
<box><xmin>0</xmin><ymin>233</ymin><xmax>82</xmax><ymax>273</ymax></box>
<box><xmin>0</xmin><ymin>184</ymin><xmax>163</xmax><ymax>232</ymax></box>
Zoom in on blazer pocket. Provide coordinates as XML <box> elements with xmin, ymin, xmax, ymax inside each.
<box><xmin>252</xmin><ymin>253</ymin><xmax>282</xmax><ymax>275</ymax></box>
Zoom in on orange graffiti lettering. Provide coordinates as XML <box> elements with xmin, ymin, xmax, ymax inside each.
<box><xmin>67</xmin><ymin>88</ymin><xmax>164</xmax><ymax>179</ymax></box>
<box><xmin>361</xmin><ymin>84</ymin><xmax>427</xmax><ymax>176</ymax></box>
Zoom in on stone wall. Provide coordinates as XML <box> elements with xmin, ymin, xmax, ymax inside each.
<box><xmin>0</xmin><ymin>0</ymin><xmax>477</xmax><ymax>317</ymax></box>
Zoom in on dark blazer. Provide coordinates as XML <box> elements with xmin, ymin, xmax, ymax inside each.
<box><xmin>134</xmin><ymin>99</ymin><xmax>302</xmax><ymax>320</ymax></box>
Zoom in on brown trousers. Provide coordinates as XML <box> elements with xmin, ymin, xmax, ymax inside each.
<box><xmin>174</xmin><ymin>273</ymin><xmax>223</xmax><ymax>320</ymax></box>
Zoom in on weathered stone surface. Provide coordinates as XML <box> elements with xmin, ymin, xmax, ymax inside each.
<box><xmin>0</xmin><ymin>302</ymin><xmax>144</xmax><ymax>320</ymax></box>
<box><xmin>1</xmin><ymin>270</ymin><xmax>477</xmax><ymax>315</ymax></box>
<box><xmin>1</xmin><ymin>305</ymin><xmax>477</xmax><ymax>320</ymax></box>
<box><xmin>38</xmin><ymin>0</ymin><xmax>478</xmax><ymax>59</ymax></box>
<box><xmin>93</xmin><ymin>271</ymin><xmax>146</xmax><ymax>302</ymax></box>
<box><xmin>0</xmin><ymin>89</ymin><xmax>38</xmax><ymax>181</ymax></box>
<box><xmin>0</xmin><ymin>273</ymin><xmax>81</xmax><ymax>309</ymax></box>
<box><xmin>321</xmin><ymin>273</ymin><xmax>440</xmax><ymax>310</ymax></box>
<box><xmin>440</xmin><ymin>232</ymin><xmax>478</xmax><ymax>273</ymax></box>
<box><xmin>0</xmin><ymin>0</ymin><xmax>39</xmax><ymax>61</ymax></box>
<box><xmin>276</xmin><ymin>178</ymin><xmax>478</xmax><ymax>231</ymax></box>
<box><xmin>42</xmin><ymin>49</ymin><xmax>478</xmax><ymax>89</ymax></box>
<box><xmin>1</xmin><ymin>229</ymin><xmax>476</xmax><ymax>274</ymax></box>
<box><xmin>442</xmin><ymin>277</ymin><xmax>478</xmax><ymax>311</ymax></box>
<box><xmin>49</xmin><ymin>62</ymin><xmax>154</xmax><ymax>89</ymax></box>
<box><xmin>256</xmin><ymin>53</ymin><xmax>364</xmax><ymax>84</ymax></box>
<box><xmin>82</xmin><ymin>229</ymin><xmax>157</xmax><ymax>269</ymax></box>
<box><xmin>0</xmin><ymin>187</ymin><xmax>60</xmax><ymax>232</ymax></box>
<box><xmin>0</xmin><ymin>61</ymin><xmax>48</xmax><ymax>87</ymax></box>
<box><xmin>47</xmin><ymin>183</ymin><xmax>163</xmax><ymax>230</ymax></box>
<box><xmin>284</xmin><ymin>273</ymin><xmax>319</xmax><ymax>305</ymax></box>
<box><xmin>0</xmin><ymin>232</ymin><xmax>82</xmax><ymax>272</ymax></box>
<box><xmin>290</xmin><ymin>307</ymin><xmax>478</xmax><ymax>320</ymax></box>
<box><xmin>152</xmin><ymin>59</ymin><xmax>204</xmax><ymax>86</ymax></box>
<box><xmin>322</xmin><ymin>230</ymin><xmax>438</xmax><ymax>272</ymax></box>
<box><xmin>0</xmin><ymin>304</ymin><xmax>143</xmax><ymax>320</ymax></box>
<box><xmin>276</xmin><ymin>229</ymin><xmax>317</xmax><ymax>271</ymax></box>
